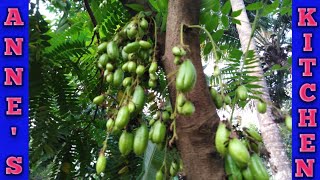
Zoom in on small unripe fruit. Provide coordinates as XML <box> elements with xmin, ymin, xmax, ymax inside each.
<box><xmin>285</xmin><ymin>115</ymin><xmax>292</xmax><ymax>131</ymax></box>
<box><xmin>257</xmin><ymin>101</ymin><xmax>267</xmax><ymax>114</ymax></box>
<box><xmin>93</xmin><ymin>95</ymin><xmax>104</xmax><ymax>105</ymax></box>
<box><xmin>96</xmin><ymin>153</ymin><xmax>107</xmax><ymax>174</ymax></box>
<box><xmin>136</xmin><ymin>65</ymin><xmax>145</xmax><ymax>76</ymax></box>
<box><xmin>236</xmin><ymin>85</ymin><xmax>248</xmax><ymax>101</ymax></box>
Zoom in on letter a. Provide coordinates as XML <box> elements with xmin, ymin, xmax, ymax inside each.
<box><xmin>4</xmin><ymin>8</ymin><xmax>24</xmax><ymax>26</ymax></box>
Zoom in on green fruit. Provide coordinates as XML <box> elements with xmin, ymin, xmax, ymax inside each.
<box><xmin>132</xmin><ymin>85</ymin><xmax>145</xmax><ymax>112</ymax></box>
<box><xmin>115</xmin><ymin>106</ymin><xmax>130</xmax><ymax>129</ymax></box>
<box><xmin>213</xmin><ymin>65</ymin><xmax>220</xmax><ymax>76</ymax></box>
<box><xmin>228</xmin><ymin>138</ymin><xmax>250</xmax><ymax>169</ymax></box>
<box><xmin>136</xmin><ymin>65</ymin><xmax>145</xmax><ymax>76</ymax></box>
<box><xmin>106</xmin><ymin>63</ymin><xmax>114</xmax><ymax>71</ymax></box>
<box><xmin>174</xmin><ymin>56</ymin><xmax>181</xmax><ymax>65</ymax></box>
<box><xmin>210</xmin><ymin>88</ymin><xmax>218</xmax><ymax>99</ymax></box>
<box><xmin>93</xmin><ymin>95</ymin><xmax>104</xmax><ymax>105</ymax></box>
<box><xmin>149</xmin><ymin>124</ymin><xmax>154</xmax><ymax>140</ymax></box>
<box><xmin>128</xmin><ymin>101</ymin><xmax>136</xmax><ymax>113</ymax></box>
<box><xmin>106</xmin><ymin>118</ymin><xmax>115</xmax><ymax>132</ymax></box>
<box><xmin>179</xmin><ymin>48</ymin><xmax>186</xmax><ymax>56</ymax></box>
<box><xmin>128</xmin><ymin>61</ymin><xmax>137</xmax><ymax>73</ymax></box>
<box><xmin>285</xmin><ymin>115</ymin><xmax>292</xmax><ymax>131</ymax></box>
<box><xmin>242</xmin><ymin>167</ymin><xmax>254</xmax><ymax>180</ymax></box>
<box><xmin>139</xmin><ymin>40</ymin><xmax>152</xmax><ymax>49</ymax></box>
<box><xmin>122</xmin><ymin>49</ymin><xmax>128</xmax><ymax>60</ymax></box>
<box><xmin>236</xmin><ymin>85</ymin><xmax>248</xmax><ymax>101</ymax></box>
<box><xmin>103</xmin><ymin>69</ymin><xmax>109</xmax><ymax>77</ymax></box>
<box><xmin>97</xmin><ymin>42</ymin><xmax>107</xmax><ymax>54</ymax></box>
<box><xmin>96</xmin><ymin>153</ymin><xmax>107</xmax><ymax>174</ymax></box>
<box><xmin>172</xmin><ymin>46</ymin><xmax>186</xmax><ymax>56</ymax></box>
<box><xmin>133</xmin><ymin>124</ymin><xmax>149</xmax><ymax>156</ymax></box>
<box><xmin>122</xmin><ymin>62</ymin><xmax>128</xmax><ymax>71</ymax></box>
<box><xmin>181</xmin><ymin>101</ymin><xmax>195</xmax><ymax>116</ymax></box>
<box><xmin>213</xmin><ymin>94</ymin><xmax>224</xmax><ymax>109</ymax></box>
<box><xmin>112</xmin><ymin>126</ymin><xmax>121</xmax><ymax>135</ymax></box>
<box><xmin>107</xmin><ymin>41</ymin><xmax>119</xmax><ymax>60</ymax></box>
<box><xmin>176</xmin><ymin>60</ymin><xmax>197</xmax><ymax>92</ymax></box>
<box><xmin>172</xmin><ymin>46</ymin><xmax>181</xmax><ymax>56</ymax></box>
<box><xmin>257</xmin><ymin>101</ymin><xmax>267</xmax><ymax>114</ymax></box>
<box><xmin>98</xmin><ymin>54</ymin><xmax>109</xmax><ymax>67</ymax></box>
<box><xmin>122</xmin><ymin>77</ymin><xmax>132</xmax><ymax>87</ymax></box>
<box><xmin>249</xmin><ymin>154</ymin><xmax>269</xmax><ymax>180</ymax></box>
<box><xmin>127</xmin><ymin>23</ymin><xmax>138</xmax><ymax>40</ymax></box>
<box><xmin>128</xmin><ymin>53</ymin><xmax>136</xmax><ymax>61</ymax></box>
<box><xmin>149</xmin><ymin>72</ymin><xmax>157</xmax><ymax>81</ymax></box>
<box><xmin>119</xmin><ymin>29</ymin><xmax>127</xmax><ymax>38</ymax></box>
<box><xmin>224</xmin><ymin>95</ymin><xmax>232</xmax><ymax>105</ymax></box>
<box><xmin>176</xmin><ymin>93</ymin><xmax>186</xmax><ymax>107</ymax></box>
<box><xmin>225</xmin><ymin>154</ymin><xmax>243</xmax><ymax>180</ymax></box>
<box><xmin>106</xmin><ymin>73</ymin><xmax>113</xmax><ymax>83</ymax></box>
<box><xmin>162</xmin><ymin>111</ymin><xmax>170</xmax><ymax>121</ymax></box>
<box><xmin>138</xmin><ymin>50</ymin><xmax>149</xmax><ymax>60</ymax></box>
<box><xmin>244</xmin><ymin>127</ymin><xmax>262</xmax><ymax>142</ymax></box>
<box><xmin>123</xmin><ymin>42</ymin><xmax>140</xmax><ymax>53</ymax></box>
<box><xmin>140</xmin><ymin>18</ymin><xmax>148</xmax><ymax>30</ymax></box>
<box><xmin>149</xmin><ymin>119</ymin><xmax>155</xmax><ymax>126</ymax></box>
<box><xmin>149</xmin><ymin>61</ymin><xmax>158</xmax><ymax>73</ymax></box>
<box><xmin>119</xmin><ymin>131</ymin><xmax>134</xmax><ymax>156</ymax></box>
<box><xmin>250</xmin><ymin>142</ymin><xmax>260</xmax><ymax>153</ymax></box>
<box><xmin>155</xmin><ymin>170</ymin><xmax>164</xmax><ymax>180</ymax></box>
<box><xmin>113</xmin><ymin>69</ymin><xmax>124</xmax><ymax>86</ymax></box>
<box><xmin>170</xmin><ymin>162</ymin><xmax>178</xmax><ymax>176</ymax></box>
<box><xmin>148</xmin><ymin>79</ymin><xmax>156</xmax><ymax>88</ymax></box>
<box><xmin>215</xmin><ymin>122</ymin><xmax>231</xmax><ymax>157</ymax></box>
<box><xmin>154</xmin><ymin>111</ymin><xmax>161</xmax><ymax>119</ymax></box>
<box><xmin>152</xmin><ymin>121</ymin><xmax>166</xmax><ymax>144</ymax></box>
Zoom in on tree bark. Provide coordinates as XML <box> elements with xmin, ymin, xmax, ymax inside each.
<box><xmin>162</xmin><ymin>0</ymin><xmax>224</xmax><ymax>179</ymax></box>
<box><xmin>230</xmin><ymin>0</ymin><xmax>292</xmax><ymax>179</ymax></box>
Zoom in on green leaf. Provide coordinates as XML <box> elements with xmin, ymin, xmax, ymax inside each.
<box><xmin>205</xmin><ymin>14</ymin><xmax>219</xmax><ymax>32</ymax></box>
<box><xmin>221</xmin><ymin>0</ymin><xmax>231</xmax><ymax>15</ymax></box>
<box><xmin>221</xmin><ymin>15</ymin><xmax>229</xmax><ymax>29</ymax></box>
<box><xmin>204</xmin><ymin>43</ymin><xmax>213</xmax><ymax>55</ymax></box>
<box><xmin>125</xmin><ymin>3</ymin><xmax>145</xmax><ymax>12</ymax></box>
<box><xmin>261</xmin><ymin>0</ymin><xmax>280</xmax><ymax>16</ymax></box>
<box><xmin>212</xmin><ymin>29</ymin><xmax>224</xmax><ymax>42</ymax></box>
<box><xmin>201</xmin><ymin>0</ymin><xmax>220</xmax><ymax>12</ymax></box>
<box><xmin>287</xmin><ymin>56</ymin><xmax>292</xmax><ymax>65</ymax></box>
<box><xmin>148</xmin><ymin>0</ymin><xmax>159</xmax><ymax>11</ymax></box>
<box><xmin>157</xmin><ymin>0</ymin><xmax>168</xmax><ymax>11</ymax></box>
<box><xmin>230</xmin><ymin>49</ymin><xmax>243</xmax><ymax>60</ymax></box>
<box><xmin>246</xmin><ymin>2</ymin><xmax>264</xmax><ymax>11</ymax></box>
<box><xmin>271</xmin><ymin>64</ymin><xmax>281</xmax><ymax>70</ymax></box>
<box><xmin>231</xmin><ymin>18</ymin><xmax>241</xmax><ymax>25</ymax></box>
<box><xmin>231</xmin><ymin>9</ymin><xmax>242</xmax><ymax>17</ymax></box>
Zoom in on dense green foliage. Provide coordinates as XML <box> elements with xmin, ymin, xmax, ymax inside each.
<box><xmin>29</xmin><ymin>0</ymin><xmax>291</xmax><ymax>179</ymax></box>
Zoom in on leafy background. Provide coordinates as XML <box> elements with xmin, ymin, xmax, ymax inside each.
<box><xmin>29</xmin><ymin>0</ymin><xmax>292</xmax><ymax>179</ymax></box>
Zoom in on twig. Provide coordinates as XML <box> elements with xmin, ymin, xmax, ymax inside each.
<box><xmin>84</xmin><ymin>0</ymin><xmax>100</xmax><ymax>44</ymax></box>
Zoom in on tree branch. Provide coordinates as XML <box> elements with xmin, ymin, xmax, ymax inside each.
<box><xmin>84</xmin><ymin>0</ymin><xmax>100</xmax><ymax>43</ymax></box>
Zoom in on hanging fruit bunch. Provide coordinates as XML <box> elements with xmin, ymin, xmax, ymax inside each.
<box><xmin>215</xmin><ymin>120</ymin><xmax>270</xmax><ymax>180</ymax></box>
<box><xmin>92</xmin><ymin>11</ymin><xmax>197</xmax><ymax>178</ymax></box>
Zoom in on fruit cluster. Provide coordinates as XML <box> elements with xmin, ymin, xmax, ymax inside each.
<box><xmin>215</xmin><ymin>121</ymin><xmax>270</xmax><ymax>180</ymax></box>
<box><xmin>93</xmin><ymin>13</ymin><xmax>198</xmax><ymax>178</ymax></box>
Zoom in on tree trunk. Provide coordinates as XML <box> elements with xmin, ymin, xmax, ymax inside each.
<box><xmin>162</xmin><ymin>0</ymin><xmax>225</xmax><ymax>179</ymax></box>
<box><xmin>230</xmin><ymin>0</ymin><xmax>292</xmax><ymax>179</ymax></box>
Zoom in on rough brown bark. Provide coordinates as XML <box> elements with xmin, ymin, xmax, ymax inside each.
<box><xmin>162</xmin><ymin>0</ymin><xmax>224</xmax><ymax>179</ymax></box>
<box><xmin>230</xmin><ymin>0</ymin><xmax>292</xmax><ymax>179</ymax></box>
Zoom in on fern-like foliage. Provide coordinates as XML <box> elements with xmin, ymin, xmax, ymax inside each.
<box><xmin>29</xmin><ymin>0</ymin><xmax>137</xmax><ymax>179</ymax></box>
<box><xmin>213</xmin><ymin>49</ymin><xmax>263</xmax><ymax>107</ymax></box>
